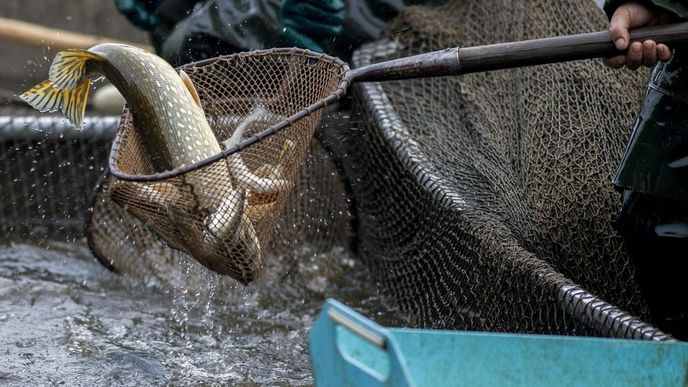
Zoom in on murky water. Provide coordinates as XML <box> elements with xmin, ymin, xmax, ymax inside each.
<box><xmin>0</xmin><ymin>238</ymin><xmax>404</xmax><ymax>386</ymax></box>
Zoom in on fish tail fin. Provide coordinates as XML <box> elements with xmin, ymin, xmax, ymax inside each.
<box><xmin>48</xmin><ymin>49</ymin><xmax>101</xmax><ymax>89</ymax></box>
<box><xmin>20</xmin><ymin>49</ymin><xmax>101</xmax><ymax>129</ymax></box>
<box><xmin>20</xmin><ymin>78</ymin><xmax>91</xmax><ymax>129</ymax></box>
<box><xmin>61</xmin><ymin>79</ymin><xmax>91</xmax><ymax>129</ymax></box>
<box><xmin>20</xmin><ymin>80</ymin><xmax>63</xmax><ymax>114</ymax></box>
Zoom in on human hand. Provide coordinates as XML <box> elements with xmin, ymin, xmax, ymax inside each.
<box><xmin>603</xmin><ymin>2</ymin><xmax>673</xmax><ymax>70</ymax></box>
<box><xmin>281</xmin><ymin>0</ymin><xmax>346</xmax><ymax>52</ymax></box>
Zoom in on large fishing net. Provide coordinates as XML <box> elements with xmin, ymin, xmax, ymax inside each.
<box><xmin>0</xmin><ymin>0</ymin><xmax>673</xmax><ymax>341</ymax></box>
<box><xmin>341</xmin><ymin>0</ymin><xmax>666</xmax><ymax>337</ymax></box>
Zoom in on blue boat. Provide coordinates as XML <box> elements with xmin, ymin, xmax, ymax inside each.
<box><xmin>310</xmin><ymin>299</ymin><xmax>688</xmax><ymax>387</ymax></box>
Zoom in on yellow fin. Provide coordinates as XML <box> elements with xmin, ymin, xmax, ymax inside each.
<box><xmin>61</xmin><ymin>79</ymin><xmax>91</xmax><ymax>129</ymax></box>
<box><xmin>179</xmin><ymin>69</ymin><xmax>202</xmax><ymax>108</ymax></box>
<box><xmin>48</xmin><ymin>49</ymin><xmax>102</xmax><ymax>90</ymax></box>
<box><xmin>19</xmin><ymin>78</ymin><xmax>91</xmax><ymax>129</ymax></box>
<box><xmin>20</xmin><ymin>80</ymin><xmax>63</xmax><ymax>113</ymax></box>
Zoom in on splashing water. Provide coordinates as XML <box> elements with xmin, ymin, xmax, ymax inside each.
<box><xmin>0</xmin><ymin>239</ymin><xmax>404</xmax><ymax>385</ymax></box>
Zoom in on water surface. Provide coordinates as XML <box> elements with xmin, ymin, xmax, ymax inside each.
<box><xmin>0</xmin><ymin>239</ymin><xmax>403</xmax><ymax>386</ymax></box>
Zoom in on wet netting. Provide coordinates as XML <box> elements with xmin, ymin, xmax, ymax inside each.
<box><xmin>1</xmin><ymin>0</ymin><xmax>673</xmax><ymax>342</ymax></box>
<box><xmin>94</xmin><ymin>50</ymin><xmax>349</xmax><ymax>284</ymax></box>
<box><xmin>0</xmin><ymin>108</ymin><xmax>353</xmax><ymax>290</ymax></box>
<box><xmin>340</xmin><ymin>0</ymin><xmax>670</xmax><ymax>339</ymax></box>
<box><xmin>0</xmin><ymin>114</ymin><xmax>116</xmax><ymax>238</ymax></box>
<box><xmin>89</xmin><ymin>136</ymin><xmax>353</xmax><ymax>289</ymax></box>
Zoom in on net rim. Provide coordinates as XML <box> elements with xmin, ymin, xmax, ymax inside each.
<box><xmin>108</xmin><ymin>47</ymin><xmax>351</xmax><ymax>182</ymax></box>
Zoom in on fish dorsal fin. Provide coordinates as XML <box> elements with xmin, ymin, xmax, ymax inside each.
<box><xmin>179</xmin><ymin>70</ymin><xmax>202</xmax><ymax>109</ymax></box>
<box><xmin>49</xmin><ymin>49</ymin><xmax>102</xmax><ymax>90</ymax></box>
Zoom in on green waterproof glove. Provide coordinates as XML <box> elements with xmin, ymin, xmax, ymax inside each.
<box><xmin>280</xmin><ymin>0</ymin><xmax>346</xmax><ymax>52</ymax></box>
<box><xmin>114</xmin><ymin>0</ymin><xmax>162</xmax><ymax>31</ymax></box>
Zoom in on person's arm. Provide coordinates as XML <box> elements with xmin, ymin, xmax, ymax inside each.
<box><xmin>281</xmin><ymin>0</ymin><xmax>346</xmax><ymax>53</ymax></box>
<box><xmin>602</xmin><ymin>1</ymin><xmax>686</xmax><ymax>69</ymax></box>
<box><xmin>114</xmin><ymin>0</ymin><xmax>162</xmax><ymax>31</ymax></box>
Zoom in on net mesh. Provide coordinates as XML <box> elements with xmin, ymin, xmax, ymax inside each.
<box><xmin>343</xmin><ymin>0</ymin><xmax>661</xmax><ymax>336</ymax></box>
<box><xmin>88</xmin><ymin>137</ymin><xmax>353</xmax><ymax>288</ymax></box>
<box><xmin>1</xmin><ymin>0</ymin><xmax>673</xmax><ymax>341</ymax></box>
<box><xmin>0</xmin><ymin>114</ymin><xmax>116</xmax><ymax>239</ymax></box>
<box><xmin>100</xmin><ymin>50</ymin><xmax>348</xmax><ymax>284</ymax></box>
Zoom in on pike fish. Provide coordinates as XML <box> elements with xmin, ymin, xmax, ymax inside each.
<box><xmin>21</xmin><ymin>43</ymin><xmax>217</xmax><ymax>168</ymax></box>
<box><xmin>20</xmin><ymin>43</ymin><xmax>289</xmax><ymax>283</ymax></box>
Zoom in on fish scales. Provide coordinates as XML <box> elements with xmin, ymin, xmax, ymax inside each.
<box><xmin>88</xmin><ymin>44</ymin><xmax>221</xmax><ymax>171</ymax></box>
